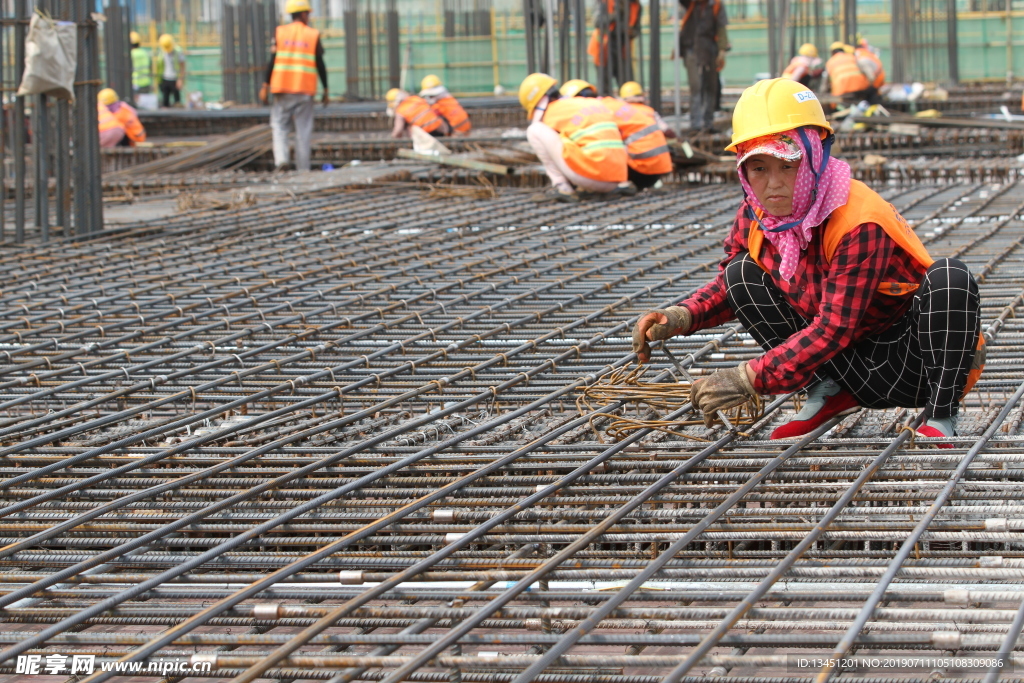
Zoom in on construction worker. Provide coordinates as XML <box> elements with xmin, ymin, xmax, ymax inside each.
<box><xmin>679</xmin><ymin>0</ymin><xmax>729</xmax><ymax>134</ymax></box>
<box><xmin>259</xmin><ymin>0</ymin><xmax>328</xmax><ymax>172</ymax></box>
<box><xmin>587</xmin><ymin>0</ymin><xmax>641</xmax><ymax>92</ymax></box>
<box><xmin>386</xmin><ymin>88</ymin><xmax>450</xmax><ymax>138</ymax></box>
<box><xmin>632</xmin><ymin>78</ymin><xmax>983</xmax><ymax>445</ymax></box>
<box><xmin>855</xmin><ymin>38</ymin><xmax>885</xmax><ymax>92</ymax></box>
<box><xmin>619</xmin><ymin>80</ymin><xmax>676</xmax><ymax>139</ymax></box>
<box><xmin>157</xmin><ymin>34</ymin><xmax>186</xmax><ymax>107</ymax></box>
<box><xmin>419</xmin><ymin>74</ymin><xmax>471</xmax><ymax>135</ymax></box>
<box><xmin>97</xmin><ymin>101</ymin><xmax>126</xmax><ymax>148</ymax></box>
<box><xmin>98</xmin><ymin>88</ymin><xmax>146</xmax><ymax>146</ymax></box>
<box><xmin>824</xmin><ymin>41</ymin><xmax>878</xmax><ymax>105</ymax></box>
<box><xmin>518</xmin><ymin>73</ymin><xmax>631</xmax><ymax>203</ymax></box>
<box><xmin>782</xmin><ymin>43</ymin><xmax>824</xmax><ymax>91</ymax></box>
<box><xmin>561</xmin><ymin>79</ymin><xmax>672</xmax><ymax>191</ymax></box>
<box><xmin>129</xmin><ymin>31</ymin><xmax>152</xmax><ymax>98</ymax></box>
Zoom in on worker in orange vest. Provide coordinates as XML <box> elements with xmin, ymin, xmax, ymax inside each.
<box><xmin>824</xmin><ymin>42</ymin><xmax>878</xmax><ymax>104</ymax></box>
<box><xmin>385</xmin><ymin>88</ymin><xmax>451</xmax><ymax>138</ymax></box>
<box><xmin>560</xmin><ymin>79</ymin><xmax>673</xmax><ymax>191</ymax></box>
<box><xmin>98</xmin><ymin>88</ymin><xmax>146</xmax><ymax>146</ymax></box>
<box><xmin>587</xmin><ymin>0</ymin><xmax>641</xmax><ymax>91</ymax></box>
<box><xmin>259</xmin><ymin>0</ymin><xmax>329</xmax><ymax>172</ymax></box>
<box><xmin>619</xmin><ymin>80</ymin><xmax>676</xmax><ymax>139</ymax></box>
<box><xmin>419</xmin><ymin>75</ymin><xmax>471</xmax><ymax>135</ymax></box>
<box><xmin>782</xmin><ymin>43</ymin><xmax>824</xmax><ymax>91</ymax></box>
<box><xmin>854</xmin><ymin>38</ymin><xmax>885</xmax><ymax>91</ymax></box>
<box><xmin>518</xmin><ymin>73</ymin><xmax>634</xmax><ymax>203</ymax></box>
<box><xmin>97</xmin><ymin>101</ymin><xmax>127</xmax><ymax>148</ymax></box>
<box><xmin>633</xmin><ymin>78</ymin><xmax>983</xmax><ymax>447</ymax></box>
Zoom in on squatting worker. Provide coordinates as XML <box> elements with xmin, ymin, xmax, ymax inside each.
<box><xmin>781</xmin><ymin>43</ymin><xmax>823</xmax><ymax>90</ymax></box>
<box><xmin>157</xmin><ymin>34</ymin><xmax>186</xmax><ymax>107</ymax></box>
<box><xmin>386</xmin><ymin>88</ymin><xmax>450</xmax><ymax>138</ymax></box>
<box><xmin>518</xmin><ymin>73</ymin><xmax>632</xmax><ymax>204</ymax></box>
<box><xmin>560</xmin><ymin>79</ymin><xmax>672</xmax><ymax>192</ymax></box>
<box><xmin>824</xmin><ymin>41</ymin><xmax>879</xmax><ymax>105</ymax></box>
<box><xmin>619</xmin><ymin>81</ymin><xmax>676</xmax><ymax>140</ymax></box>
<box><xmin>98</xmin><ymin>88</ymin><xmax>146</xmax><ymax>146</ymax></box>
<box><xmin>97</xmin><ymin>101</ymin><xmax>126</xmax><ymax>148</ymax></box>
<box><xmin>259</xmin><ymin>0</ymin><xmax>329</xmax><ymax>172</ymax></box>
<box><xmin>419</xmin><ymin>75</ymin><xmax>471</xmax><ymax>135</ymax></box>
<box><xmin>678</xmin><ymin>0</ymin><xmax>729</xmax><ymax>134</ymax></box>
<box><xmin>632</xmin><ymin>79</ymin><xmax>985</xmax><ymax>444</ymax></box>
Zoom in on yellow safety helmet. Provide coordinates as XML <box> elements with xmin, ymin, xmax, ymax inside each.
<box><xmin>385</xmin><ymin>88</ymin><xmax>405</xmax><ymax>104</ymax></box>
<box><xmin>129</xmin><ymin>30</ymin><xmax>142</xmax><ymax>44</ymax></box>
<box><xmin>619</xmin><ymin>81</ymin><xmax>643</xmax><ymax>99</ymax></box>
<box><xmin>726</xmin><ymin>77</ymin><xmax>833</xmax><ymax>153</ymax></box>
<box><xmin>420</xmin><ymin>74</ymin><xmax>441</xmax><ymax>90</ymax></box>
<box><xmin>829</xmin><ymin>40</ymin><xmax>848</xmax><ymax>53</ymax></box>
<box><xmin>559</xmin><ymin>79</ymin><xmax>596</xmax><ymax>97</ymax></box>
<box><xmin>797</xmin><ymin>43</ymin><xmax>818</xmax><ymax>58</ymax></box>
<box><xmin>158</xmin><ymin>34</ymin><xmax>175</xmax><ymax>52</ymax></box>
<box><xmin>518</xmin><ymin>73</ymin><xmax>557</xmax><ymax>119</ymax></box>
<box><xmin>285</xmin><ymin>0</ymin><xmax>312</xmax><ymax>13</ymax></box>
<box><xmin>98</xmin><ymin>88</ymin><xmax>118</xmax><ymax>106</ymax></box>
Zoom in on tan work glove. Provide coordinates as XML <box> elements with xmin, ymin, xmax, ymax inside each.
<box><xmin>690</xmin><ymin>362</ymin><xmax>757</xmax><ymax>427</ymax></box>
<box><xmin>631</xmin><ymin>305</ymin><xmax>692</xmax><ymax>363</ymax></box>
<box><xmin>259</xmin><ymin>83</ymin><xmax>269</xmax><ymax>104</ymax></box>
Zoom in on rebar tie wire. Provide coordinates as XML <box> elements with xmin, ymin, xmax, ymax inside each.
<box><xmin>577</xmin><ymin>363</ymin><xmax>763</xmax><ymax>442</ymax></box>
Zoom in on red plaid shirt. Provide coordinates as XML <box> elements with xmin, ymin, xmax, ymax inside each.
<box><xmin>681</xmin><ymin>201</ymin><xmax>927</xmax><ymax>394</ymax></box>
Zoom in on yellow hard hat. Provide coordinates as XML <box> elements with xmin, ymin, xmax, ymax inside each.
<box><xmin>518</xmin><ymin>73</ymin><xmax>557</xmax><ymax>119</ymax></box>
<box><xmin>385</xmin><ymin>88</ymin><xmax>404</xmax><ymax>103</ymax></box>
<box><xmin>829</xmin><ymin>40</ymin><xmax>847</xmax><ymax>53</ymax></box>
<box><xmin>726</xmin><ymin>78</ymin><xmax>833</xmax><ymax>153</ymax></box>
<box><xmin>420</xmin><ymin>74</ymin><xmax>441</xmax><ymax>90</ymax></box>
<box><xmin>98</xmin><ymin>88</ymin><xmax>118</xmax><ymax>106</ymax></box>
<box><xmin>285</xmin><ymin>0</ymin><xmax>312</xmax><ymax>13</ymax></box>
<box><xmin>158</xmin><ymin>34</ymin><xmax>174</xmax><ymax>51</ymax></box>
<box><xmin>559</xmin><ymin>79</ymin><xmax>596</xmax><ymax>97</ymax></box>
<box><xmin>619</xmin><ymin>81</ymin><xmax>643</xmax><ymax>99</ymax></box>
<box><xmin>129</xmin><ymin>30</ymin><xmax>142</xmax><ymax>44</ymax></box>
<box><xmin>797</xmin><ymin>43</ymin><xmax>818</xmax><ymax>58</ymax></box>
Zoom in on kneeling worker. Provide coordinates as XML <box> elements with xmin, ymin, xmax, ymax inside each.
<box><xmin>519</xmin><ymin>73</ymin><xmax>631</xmax><ymax>203</ymax></box>
<box><xmin>824</xmin><ymin>41</ymin><xmax>878</xmax><ymax>105</ymax></box>
<box><xmin>98</xmin><ymin>88</ymin><xmax>146</xmax><ymax>146</ymax></box>
<box><xmin>97</xmin><ymin>101</ymin><xmax>126</xmax><ymax>148</ymax></box>
<box><xmin>386</xmin><ymin>88</ymin><xmax>450</xmax><ymax>139</ymax></box>
<box><xmin>560</xmin><ymin>79</ymin><xmax>672</xmax><ymax>191</ymax></box>
<box><xmin>419</xmin><ymin>74</ymin><xmax>471</xmax><ymax>135</ymax></box>
<box><xmin>259</xmin><ymin>0</ymin><xmax>329</xmax><ymax>172</ymax></box>
<box><xmin>633</xmin><ymin>78</ymin><xmax>984</xmax><ymax>445</ymax></box>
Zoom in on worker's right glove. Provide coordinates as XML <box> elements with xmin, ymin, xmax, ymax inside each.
<box><xmin>690</xmin><ymin>362</ymin><xmax>757</xmax><ymax>427</ymax></box>
<box><xmin>259</xmin><ymin>83</ymin><xmax>269</xmax><ymax>104</ymax></box>
<box><xmin>631</xmin><ymin>305</ymin><xmax>691</xmax><ymax>364</ymax></box>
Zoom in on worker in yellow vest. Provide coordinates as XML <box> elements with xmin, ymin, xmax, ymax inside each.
<box><xmin>824</xmin><ymin>41</ymin><xmax>878</xmax><ymax>104</ymax></box>
<box><xmin>419</xmin><ymin>75</ymin><xmax>471</xmax><ymax>135</ymax></box>
<box><xmin>518</xmin><ymin>73</ymin><xmax>633</xmax><ymax>203</ymax></box>
<box><xmin>385</xmin><ymin>88</ymin><xmax>450</xmax><ymax>138</ymax></box>
<box><xmin>632</xmin><ymin>78</ymin><xmax>983</xmax><ymax>446</ymax></box>
<box><xmin>97</xmin><ymin>101</ymin><xmax>127</xmax><ymax>148</ymax></box>
<box><xmin>560</xmin><ymin>79</ymin><xmax>673</xmax><ymax>191</ymax></box>
<box><xmin>259</xmin><ymin>0</ymin><xmax>328</xmax><ymax>172</ymax></box>
<box><xmin>98</xmin><ymin>88</ymin><xmax>146</xmax><ymax>146</ymax></box>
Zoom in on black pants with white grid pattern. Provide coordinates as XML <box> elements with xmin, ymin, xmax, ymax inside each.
<box><xmin>724</xmin><ymin>254</ymin><xmax>980</xmax><ymax>419</ymax></box>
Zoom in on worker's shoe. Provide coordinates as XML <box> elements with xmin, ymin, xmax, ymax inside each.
<box><xmin>769</xmin><ymin>378</ymin><xmax>859</xmax><ymax>439</ymax></box>
<box><xmin>532</xmin><ymin>186</ymin><xmax>580</xmax><ymax>204</ymax></box>
<box><xmin>916</xmin><ymin>416</ymin><xmax>956</xmax><ymax>449</ymax></box>
<box><xmin>616</xmin><ymin>181</ymin><xmax>638</xmax><ymax>197</ymax></box>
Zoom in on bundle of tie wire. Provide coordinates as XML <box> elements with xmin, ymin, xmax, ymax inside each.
<box><xmin>576</xmin><ymin>363</ymin><xmax>764</xmax><ymax>442</ymax></box>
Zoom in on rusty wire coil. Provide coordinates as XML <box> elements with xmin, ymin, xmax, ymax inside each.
<box><xmin>576</xmin><ymin>364</ymin><xmax>765</xmax><ymax>442</ymax></box>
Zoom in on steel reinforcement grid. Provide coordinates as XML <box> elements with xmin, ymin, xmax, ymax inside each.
<box><xmin>1</xmin><ymin>180</ymin><xmax>1024</xmax><ymax>683</ymax></box>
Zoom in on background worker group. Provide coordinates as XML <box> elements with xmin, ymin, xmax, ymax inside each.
<box><xmin>518</xmin><ymin>73</ymin><xmax>674</xmax><ymax>202</ymax></box>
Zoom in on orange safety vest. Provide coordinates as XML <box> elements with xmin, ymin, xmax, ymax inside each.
<box><xmin>431</xmin><ymin>95</ymin><xmax>471</xmax><ymax>134</ymax></box>
<box><xmin>855</xmin><ymin>47</ymin><xmax>885</xmax><ymax>89</ymax></box>
<box><xmin>587</xmin><ymin>0</ymin><xmax>641</xmax><ymax>67</ymax></box>
<box><xmin>97</xmin><ymin>102</ymin><xmax>125</xmax><ymax>134</ymax></box>
<box><xmin>270</xmin><ymin>21</ymin><xmax>320</xmax><ymax>95</ymax></box>
<box><xmin>601</xmin><ymin>97</ymin><xmax>672</xmax><ymax>176</ymax></box>
<box><xmin>826</xmin><ymin>51</ymin><xmax>870</xmax><ymax>96</ymax></box>
<box><xmin>396</xmin><ymin>95</ymin><xmax>445</xmax><ymax>134</ymax></box>
<box><xmin>542</xmin><ymin>97</ymin><xmax>627</xmax><ymax>183</ymax></box>
<box><xmin>747</xmin><ymin>179</ymin><xmax>985</xmax><ymax>396</ymax></box>
<box><xmin>112</xmin><ymin>103</ymin><xmax>146</xmax><ymax>144</ymax></box>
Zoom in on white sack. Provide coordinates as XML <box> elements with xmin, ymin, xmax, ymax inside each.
<box><xmin>17</xmin><ymin>12</ymin><xmax>77</xmax><ymax>101</ymax></box>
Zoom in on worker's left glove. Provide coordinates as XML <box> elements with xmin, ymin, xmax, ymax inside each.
<box><xmin>690</xmin><ymin>362</ymin><xmax>757</xmax><ymax>427</ymax></box>
<box><xmin>631</xmin><ymin>305</ymin><xmax>691</xmax><ymax>363</ymax></box>
<box><xmin>259</xmin><ymin>83</ymin><xmax>269</xmax><ymax>104</ymax></box>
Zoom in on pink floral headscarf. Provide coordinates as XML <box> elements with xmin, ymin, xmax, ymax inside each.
<box><xmin>736</xmin><ymin>127</ymin><xmax>851</xmax><ymax>281</ymax></box>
